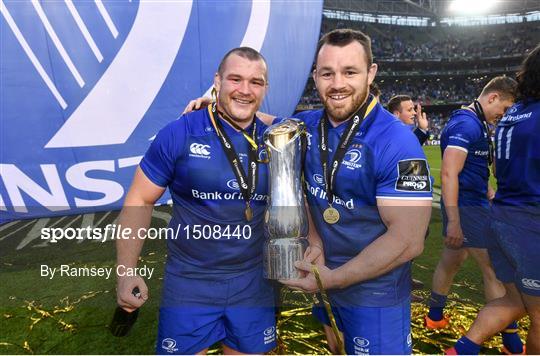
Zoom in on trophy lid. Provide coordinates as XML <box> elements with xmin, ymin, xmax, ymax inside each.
<box><xmin>265</xmin><ymin>119</ymin><xmax>303</xmax><ymax>149</ymax></box>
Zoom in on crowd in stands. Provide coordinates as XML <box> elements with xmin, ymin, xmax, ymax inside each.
<box><xmin>428</xmin><ymin>113</ymin><xmax>445</xmax><ymax>139</ymax></box>
<box><xmin>321</xmin><ymin>19</ymin><xmax>539</xmax><ymax>61</ymax></box>
<box><xmin>371</xmin><ymin>25</ymin><xmax>537</xmax><ymax>60</ymax></box>
<box><xmin>377</xmin><ymin>79</ymin><xmax>479</xmax><ymax>105</ymax></box>
<box><xmin>298</xmin><ymin>77</ymin><xmax>482</xmax><ymax>108</ymax></box>
<box><xmin>297</xmin><ymin>18</ymin><xmax>538</xmax><ymax>139</ymax></box>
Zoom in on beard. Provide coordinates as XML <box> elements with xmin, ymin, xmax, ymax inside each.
<box><xmin>321</xmin><ymin>81</ymin><xmax>369</xmax><ymax>123</ymax></box>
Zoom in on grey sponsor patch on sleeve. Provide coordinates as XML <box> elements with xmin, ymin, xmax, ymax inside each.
<box><xmin>395</xmin><ymin>159</ymin><xmax>431</xmax><ymax>192</ymax></box>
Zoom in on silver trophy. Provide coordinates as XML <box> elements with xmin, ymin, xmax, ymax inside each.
<box><xmin>263</xmin><ymin>119</ymin><xmax>308</xmax><ymax>280</ymax></box>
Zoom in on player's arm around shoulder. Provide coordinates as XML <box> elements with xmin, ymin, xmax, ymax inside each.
<box><xmin>180</xmin><ymin>96</ymin><xmax>277</xmax><ymax>125</ymax></box>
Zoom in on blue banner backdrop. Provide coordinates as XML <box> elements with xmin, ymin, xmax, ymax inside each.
<box><xmin>0</xmin><ymin>0</ymin><xmax>323</xmax><ymax>222</ymax></box>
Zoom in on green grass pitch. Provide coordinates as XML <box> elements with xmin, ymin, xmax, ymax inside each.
<box><xmin>0</xmin><ymin>146</ymin><xmax>525</xmax><ymax>354</ymax></box>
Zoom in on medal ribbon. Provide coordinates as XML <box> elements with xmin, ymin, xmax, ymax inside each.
<box><xmin>207</xmin><ymin>103</ymin><xmax>258</xmax><ymax>220</ymax></box>
<box><xmin>318</xmin><ymin>96</ymin><xmax>377</xmax><ymax>208</ymax></box>
<box><xmin>216</xmin><ymin>108</ymin><xmax>259</xmax><ymax>151</ymax></box>
<box><xmin>312</xmin><ymin>265</ymin><xmax>345</xmax><ymax>355</ymax></box>
<box><xmin>472</xmin><ymin>100</ymin><xmax>494</xmax><ymax>166</ymax></box>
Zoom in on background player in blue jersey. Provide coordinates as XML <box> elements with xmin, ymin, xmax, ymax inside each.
<box><xmin>424</xmin><ymin>76</ymin><xmax>524</xmax><ymax>354</ymax></box>
<box><xmin>388</xmin><ymin>94</ymin><xmax>430</xmax><ymax>145</ymax></box>
<box><xmin>276</xmin><ymin>29</ymin><xmax>433</xmax><ymax>355</ymax></box>
<box><xmin>115</xmin><ymin>47</ymin><xmax>316</xmax><ymax>354</ymax></box>
<box><xmin>446</xmin><ymin>44</ymin><xmax>540</xmax><ymax>355</ymax></box>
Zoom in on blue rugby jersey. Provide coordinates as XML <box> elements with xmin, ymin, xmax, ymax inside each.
<box><xmin>493</xmin><ymin>99</ymin><xmax>540</xmax><ymax>231</ymax></box>
<box><xmin>440</xmin><ymin>108</ymin><xmax>490</xmax><ymax>204</ymax></box>
<box><xmin>293</xmin><ymin>102</ymin><xmax>432</xmax><ymax>307</ymax></box>
<box><xmin>140</xmin><ymin>108</ymin><xmax>269</xmax><ymax>279</ymax></box>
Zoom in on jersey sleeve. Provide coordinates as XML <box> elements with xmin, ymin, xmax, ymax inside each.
<box><xmin>445</xmin><ymin>116</ymin><xmax>481</xmax><ymax>153</ymax></box>
<box><xmin>375</xmin><ymin>128</ymin><xmax>433</xmax><ymax>200</ymax></box>
<box><xmin>291</xmin><ymin>109</ymin><xmax>322</xmax><ymax>125</ymax></box>
<box><xmin>413</xmin><ymin>127</ymin><xmax>429</xmax><ymax>145</ymax></box>
<box><xmin>139</xmin><ymin>117</ymin><xmax>187</xmax><ymax>187</ymax></box>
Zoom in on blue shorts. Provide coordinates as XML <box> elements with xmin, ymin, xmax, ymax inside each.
<box><xmin>312</xmin><ymin>297</ymin><xmax>412</xmax><ymax>355</ymax></box>
<box><xmin>441</xmin><ymin>203</ymin><xmax>490</xmax><ymax>248</ymax></box>
<box><xmin>488</xmin><ymin>219</ymin><xmax>540</xmax><ymax>296</ymax></box>
<box><xmin>156</xmin><ymin>267</ymin><xmax>276</xmax><ymax>354</ymax></box>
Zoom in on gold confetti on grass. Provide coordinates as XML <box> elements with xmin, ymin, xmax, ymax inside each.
<box><xmin>24</xmin><ymin>301</ymin><xmax>75</xmax><ymax>332</ymax></box>
<box><xmin>0</xmin><ymin>341</ymin><xmax>34</xmax><ymax>354</ymax></box>
<box><xmin>4</xmin><ymin>286</ymin><xmax>530</xmax><ymax>354</ymax></box>
<box><xmin>413</xmin><ymin>262</ymin><xmax>430</xmax><ymax>270</ymax></box>
<box><xmin>411</xmin><ymin>290</ymin><xmax>530</xmax><ymax>354</ymax></box>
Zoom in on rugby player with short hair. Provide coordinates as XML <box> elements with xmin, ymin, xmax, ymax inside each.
<box><xmin>388</xmin><ymin>94</ymin><xmax>430</xmax><ymax>145</ymax></box>
<box><xmin>279</xmin><ymin>29</ymin><xmax>433</xmax><ymax>355</ymax></box>
<box><xmin>116</xmin><ymin>47</ymin><xmax>322</xmax><ymax>355</ymax></box>
<box><xmin>183</xmin><ymin>30</ymin><xmax>432</xmax><ymax>354</ymax></box>
<box><xmin>425</xmin><ymin>75</ymin><xmax>525</xmax><ymax>354</ymax></box>
<box><xmin>446</xmin><ymin>44</ymin><xmax>540</xmax><ymax>355</ymax></box>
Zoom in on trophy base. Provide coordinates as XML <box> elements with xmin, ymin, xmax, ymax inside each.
<box><xmin>263</xmin><ymin>237</ymin><xmax>308</xmax><ymax>280</ymax></box>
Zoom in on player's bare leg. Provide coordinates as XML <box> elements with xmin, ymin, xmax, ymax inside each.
<box><xmin>467</xmin><ymin>248</ymin><xmax>505</xmax><ymax>301</ymax></box>
<box><xmin>432</xmin><ymin>247</ymin><xmax>469</xmax><ymax>296</ymax></box>
<box><xmin>521</xmin><ymin>293</ymin><xmax>540</xmax><ymax>354</ymax></box>
<box><xmin>322</xmin><ymin>324</ymin><xmax>341</xmax><ymax>354</ymax></box>
<box><xmin>465</xmin><ymin>283</ymin><xmax>526</xmax><ymax>344</ymax></box>
<box><xmin>222</xmin><ymin>344</ymin><xmax>249</xmax><ymax>355</ymax></box>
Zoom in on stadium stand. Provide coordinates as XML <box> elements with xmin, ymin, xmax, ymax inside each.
<box><xmin>297</xmin><ymin>3</ymin><xmax>540</xmax><ymax>140</ymax></box>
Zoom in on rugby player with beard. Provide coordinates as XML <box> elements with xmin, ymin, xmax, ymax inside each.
<box><xmin>184</xmin><ymin>30</ymin><xmax>433</xmax><ymax>354</ymax></box>
<box><xmin>281</xmin><ymin>29</ymin><xmax>433</xmax><ymax>355</ymax></box>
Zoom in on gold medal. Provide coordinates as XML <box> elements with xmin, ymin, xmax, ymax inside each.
<box><xmin>245</xmin><ymin>204</ymin><xmax>253</xmax><ymax>222</ymax></box>
<box><xmin>323</xmin><ymin>206</ymin><xmax>340</xmax><ymax>224</ymax></box>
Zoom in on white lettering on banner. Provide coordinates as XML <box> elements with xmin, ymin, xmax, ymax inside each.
<box><xmin>0</xmin><ymin>164</ymin><xmax>69</xmax><ymax>213</ymax></box>
<box><xmin>66</xmin><ymin>160</ymin><xmax>123</xmax><ymax>207</ymax></box>
<box><xmin>0</xmin><ymin>190</ymin><xmax>6</xmax><ymax>211</ymax></box>
<box><xmin>0</xmin><ymin>156</ymin><xmax>141</xmax><ymax>213</ymax></box>
<box><xmin>45</xmin><ymin>2</ymin><xmax>194</xmax><ymax>148</ymax></box>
